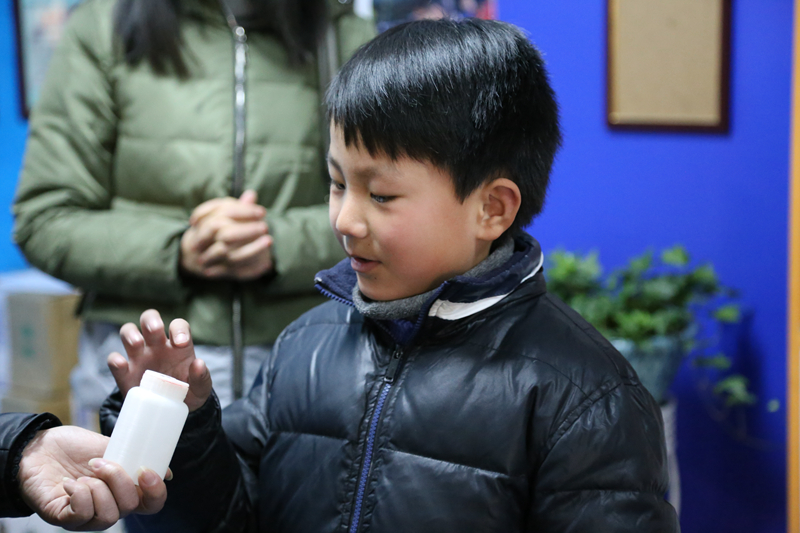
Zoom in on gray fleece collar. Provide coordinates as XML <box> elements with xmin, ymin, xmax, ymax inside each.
<box><xmin>352</xmin><ymin>237</ymin><xmax>515</xmax><ymax>321</ymax></box>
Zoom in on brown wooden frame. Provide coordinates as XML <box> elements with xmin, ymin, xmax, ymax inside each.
<box><xmin>606</xmin><ymin>0</ymin><xmax>732</xmax><ymax>133</ymax></box>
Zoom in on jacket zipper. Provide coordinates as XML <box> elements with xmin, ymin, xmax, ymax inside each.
<box><xmin>220</xmin><ymin>1</ymin><xmax>248</xmax><ymax>400</ymax></box>
<box><xmin>348</xmin><ymin>348</ymin><xmax>404</xmax><ymax>533</ymax></box>
<box><xmin>315</xmin><ymin>285</ymin><xmax>355</xmax><ymax>308</ymax></box>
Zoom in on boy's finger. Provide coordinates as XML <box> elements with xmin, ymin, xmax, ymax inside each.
<box><xmin>168</xmin><ymin>319</ymin><xmax>193</xmax><ymax>349</ymax></box>
<box><xmin>136</xmin><ymin>468</ymin><xmax>168</xmax><ymax>515</ymax></box>
<box><xmin>119</xmin><ymin>323</ymin><xmax>144</xmax><ymax>358</ymax></box>
<box><xmin>187</xmin><ymin>358</ymin><xmax>213</xmax><ymax>411</ymax></box>
<box><xmin>107</xmin><ymin>352</ymin><xmax>133</xmax><ymax>394</ymax></box>
<box><xmin>88</xmin><ymin>459</ymin><xmax>139</xmax><ymax>517</ymax></box>
<box><xmin>76</xmin><ymin>476</ymin><xmax>120</xmax><ymax>529</ymax></box>
<box><xmin>139</xmin><ymin>310</ymin><xmax>167</xmax><ymax>347</ymax></box>
<box><xmin>60</xmin><ymin>478</ymin><xmax>95</xmax><ymax>526</ymax></box>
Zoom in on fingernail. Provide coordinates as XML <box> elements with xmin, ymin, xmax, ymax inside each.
<box><xmin>146</xmin><ymin>320</ymin><xmax>159</xmax><ymax>332</ymax></box>
<box><xmin>138</xmin><ymin>468</ymin><xmax>160</xmax><ymax>487</ymax></box>
<box><xmin>165</xmin><ymin>469</ymin><xmax>174</xmax><ymax>481</ymax></box>
<box><xmin>88</xmin><ymin>458</ymin><xmax>107</xmax><ymax>469</ymax></box>
<box><xmin>174</xmin><ymin>332</ymin><xmax>188</xmax><ymax>344</ymax></box>
<box><xmin>127</xmin><ymin>332</ymin><xmax>142</xmax><ymax>344</ymax></box>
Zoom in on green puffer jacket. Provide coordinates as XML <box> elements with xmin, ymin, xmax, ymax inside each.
<box><xmin>13</xmin><ymin>0</ymin><xmax>375</xmax><ymax>345</ymax></box>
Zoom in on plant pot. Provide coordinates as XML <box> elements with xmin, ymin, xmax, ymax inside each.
<box><xmin>611</xmin><ymin>336</ymin><xmax>685</xmax><ymax>405</ymax></box>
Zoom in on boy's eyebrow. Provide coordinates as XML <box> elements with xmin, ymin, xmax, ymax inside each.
<box><xmin>326</xmin><ymin>153</ymin><xmax>343</xmax><ymax>177</ymax></box>
<box><xmin>326</xmin><ymin>153</ymin><xmax>385</xmax><ymax>181</ymax></box>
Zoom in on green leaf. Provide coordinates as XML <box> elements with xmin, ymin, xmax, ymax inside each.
<box><xmin>627</xmin><ymin>251</ymin><xmax>653</xmax><ymax>278</ymax></box>
<box><xmin>714</xmin><ymin>304</ymin><xmax>741</xmax><ymax>323</ymax></box>
<box><xmin>614</xmin><ymin>309</ymin><xmax>657</xmax><ymax>343</ymax></box>
<box><xmin>692</xmin><ymin>353</ymin><xmax>732</xmax><ymax>370</ymax></box>
<box><xmin>691</xmin><ymin>264</ymin><xmax>719</xmax><ymax>294</ymax></box>
<box><xmin>713</xmin><ymin>375</ymin><xmax>757</xmax><ymax>406</ymax></box>
<box><xmin>661</xmin><ymin>245</ymin><xmax>689</xmax><ymax>266</ymax></box>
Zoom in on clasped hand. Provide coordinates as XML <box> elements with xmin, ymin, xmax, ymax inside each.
<box><xmin>181</xmin><ymin>190</ymin><xmax>274</xmax><ymax>280</ymax></box>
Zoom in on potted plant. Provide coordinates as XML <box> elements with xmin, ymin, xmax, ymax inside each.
<box><xmin>546</xmin><ymin>245</ymin><xmax>754</xmax><ymax>407</ymax></box>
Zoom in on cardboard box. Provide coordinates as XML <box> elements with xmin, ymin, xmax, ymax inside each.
<box><xmin>1</xmin><ymin>394</ymin><xmax>71</xmax><ymax>425</ymax></box>
<box><xmin>7</xmin><ymin>293</ymin><xmax>80</xmax><ymax>399</ymax></box>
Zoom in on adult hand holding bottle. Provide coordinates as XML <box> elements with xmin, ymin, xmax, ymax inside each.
<box><xmin>17</xmin><ymin>424</ymin><xmax>167</xmax><ymax>530</ymax></box>
<box><xmin>107</xmin><ymin>310</ymin><xmax>212</xmax><ymax>412</ymax></box>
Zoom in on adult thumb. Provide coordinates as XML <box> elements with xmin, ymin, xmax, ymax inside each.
<box><xmin>239</xmin><ymin>190</ymin><xmax>258</xmax><ymax>204</ymax></box>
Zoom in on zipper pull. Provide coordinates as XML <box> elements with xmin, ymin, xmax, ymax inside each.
<box><xmin>384</xmin><ymin>349</ymin><xmax>403</xmax><ymax>383</ymax></box>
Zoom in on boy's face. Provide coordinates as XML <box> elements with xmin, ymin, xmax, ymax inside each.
<box><xmin>327</xmin><ymin>126</ymin><xmax>492</xmax><ymax>301</ymax></box>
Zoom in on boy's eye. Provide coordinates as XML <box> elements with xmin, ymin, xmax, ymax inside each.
<box><xmin>329</xmin><ymin>180</ymin><xmax>345</xmax><ymax>192</ymax></box>
<box><xmin>370</xmin><ymin>194</ymin><xmax>394</xmax><ymax>204</ymax></box>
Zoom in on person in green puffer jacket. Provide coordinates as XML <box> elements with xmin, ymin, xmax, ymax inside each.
<box><xmin>13</xmin><ymin>0</ymin><xmax>375</xmax><ymax>413</ymax></box>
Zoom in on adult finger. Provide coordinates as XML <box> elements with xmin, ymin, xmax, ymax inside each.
<box><xmin>226</xmin><ymin>235</ymin><xmax>273</xmax><ymax>266</ymax></box>
<box><xmin>189</xmin><ymin>197</ymin><xmax>230</xmax><ymax>226</ymax></box>
<box><xmin>89</xmin><ymin>459</ymin><xmax>140</xmax><ymax>517</ymax></box>
<box><xmin>216</xmin><ymin>220</ymin><xmax>269</xmax><ymax>246</ymax></box>
<box><xmin>192</xmin><ymin>216</ymin><xmax>227</xmax><ymax>252</ymax></box>
<box><xmin>239</xmin><ymin>189</ymin><xmax>258</xmax><ymax>204</ymax></box>
<box><xmin>139</xmin><ymin>310</ymin><xmax>167</xmax><ymax>347</ymax></box>
<box><xmin>198</xmin><ymin>240</ymin><xmax>230</xmax><ymax>268</ymax></box>
<box><xmin>136</xmin><ymin>468</ymin><xmax>168</xmax><ymax>515</ymax></box>
<box><xmin>213</xmin><ymin>201</ymin><xmax>266</xmax><ymax>222</ymax></box>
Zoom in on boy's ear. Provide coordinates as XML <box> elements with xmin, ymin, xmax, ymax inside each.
<box><xmin>476</xmin><ymin>177</ymin><xmax>521</xmax><ymax>241</ymax></box>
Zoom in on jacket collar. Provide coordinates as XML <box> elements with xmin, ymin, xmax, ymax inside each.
<box><xmin>315</xmin><ymin>232</ymin><xmax>544</xmax><ymax>346</ymax></box>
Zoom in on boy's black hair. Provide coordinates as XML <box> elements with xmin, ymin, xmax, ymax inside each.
<box><xmin>326</xmin><ymin>18</ymin><xmax>561</xmax><ymax>234</ymax></box>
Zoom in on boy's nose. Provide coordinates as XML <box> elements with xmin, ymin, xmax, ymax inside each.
<box><xmin>334</xmin><ymin>196</ymin><xmax>368</xmax><ymax>239</ymax></box>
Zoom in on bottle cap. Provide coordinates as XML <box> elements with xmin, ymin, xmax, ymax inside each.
<box><xmin>140</xmin><ymin>370</ymin><xmax>189</xmax><ymax>403</ymax></box>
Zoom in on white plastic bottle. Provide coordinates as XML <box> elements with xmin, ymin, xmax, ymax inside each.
<box><xmin>103</xmin><ymin>370</ymin><xmax>190</xmax><ymax>484</ymax></box>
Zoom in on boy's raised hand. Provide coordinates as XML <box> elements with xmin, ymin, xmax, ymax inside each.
<box><xmin>107</xmin><ymin>310</ymin><xmax>212</xmax><ymax>412</ymax></box>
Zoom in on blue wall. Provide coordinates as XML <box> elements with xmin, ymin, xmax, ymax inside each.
<box><xmin>1</xmin><ymin>0</ymin><xmax>30</xmax><ymax>272</ymax></box>
<box><xmin>500</xmin><ymin>1</ymin><xmax>792</xmax><ymax>532</ymax></box>
<box><xmin>0</xmin><ymin>0</ymin><xmax>792</xmax><ymax>530</ymax></box>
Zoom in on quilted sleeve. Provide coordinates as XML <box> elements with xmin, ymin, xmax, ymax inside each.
<box><xmin>528</xmin><ymin>380</ymin><xmax>680</xmax><ymax>532</ymax></box>
<box><xmin>13</xmin><ymin>0</ymin><xmax>190</xmax><ymax>303</ymax></box>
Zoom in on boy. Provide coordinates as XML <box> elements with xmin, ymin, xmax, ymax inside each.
<box><xmin>101</xmin><ymin>19</ymin><xmax>679</xmax><ymax>532</ymax></box>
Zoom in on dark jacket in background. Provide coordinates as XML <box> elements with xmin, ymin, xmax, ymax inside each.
<box><xmin>102</xmin><ymin>233</ymin><xmax>680</xmax><ymax>532</ymax></box>
<box><xmin>0</xmin><ymin>413</ymin><xmax>61</xmax><ymax>518</ymax></box>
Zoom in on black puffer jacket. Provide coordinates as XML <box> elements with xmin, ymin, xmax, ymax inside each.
<box><xmin>0</xmin><ymin>413</ymin><xmax>61</xmax><ymax>517</ymax></box>
<box><xmin>101</xmin><ymin>234</ymin><xmax>679</xmax><ymax>532</ymax></box>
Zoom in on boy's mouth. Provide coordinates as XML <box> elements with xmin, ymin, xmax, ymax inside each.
<box><xmin>349</xmin><ymin>255</ymin><xmax>379</xmax><ymax>273</ymax></box>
